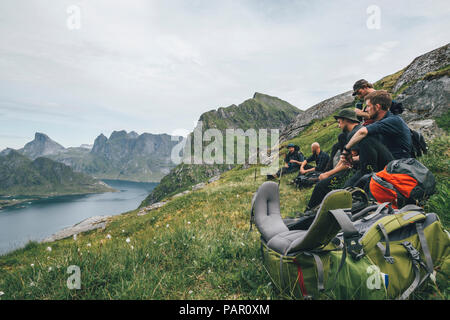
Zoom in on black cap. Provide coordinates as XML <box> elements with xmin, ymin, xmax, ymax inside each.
<box><xmin>352</xmin><ymin>79</ymin><xmax>372</xmax><ymax>96</ymax></box>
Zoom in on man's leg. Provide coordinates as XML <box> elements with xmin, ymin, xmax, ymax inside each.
<box><xmin>306</xmin><ymin>175</ymin><xmax>335</xmax><ymax>209</ymax></box>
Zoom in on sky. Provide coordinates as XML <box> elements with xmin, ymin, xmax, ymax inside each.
<box><xmin>0</xmin><ymin>0</ymin><xmax>449</xmax><ymax>150</ymax></box>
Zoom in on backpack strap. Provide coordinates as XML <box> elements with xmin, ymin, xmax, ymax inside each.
<box><xmin>397</xmin><ymin>241</ymin><xmax>431</xmax><ymax>300</ymax></box>
<box><xmin>415</xmin><ymin>222</ymin><xmax>434</xmax><ymax>274</ymax></box>
<box><xmin>327</xmin><ymin>209</ymin><xmax>364</xmax><ymax>293</ymax></box>
<box><xmin>376</xmin><ymin>223</ymin><xmax>395</xmax><ymax>264</ymax></box>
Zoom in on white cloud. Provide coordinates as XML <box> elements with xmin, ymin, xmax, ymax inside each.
<box><xmin>365</xmin><ymin>41</ymin><xmax>400</xmax><ymax>62</ymax></box>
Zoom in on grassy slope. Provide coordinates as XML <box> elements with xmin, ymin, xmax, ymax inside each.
<box><xmin>1</xmin><ymin>109</ymin><xmax>447</xmax><ymax>300</ymax></box>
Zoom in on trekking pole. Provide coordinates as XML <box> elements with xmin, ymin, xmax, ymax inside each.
<box><xmin>278</xmin><ymin>166</ymin><xmax>283</xmax><ymax>187</ymax></box>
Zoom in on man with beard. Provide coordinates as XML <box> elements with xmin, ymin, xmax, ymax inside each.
<box><xmin>344</xmin><ymin>90</ymin><xmax>412</xmax><ymax>160</ymax></box>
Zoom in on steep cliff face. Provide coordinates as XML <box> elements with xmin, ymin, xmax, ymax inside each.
<box><xmin>397</xmin><ymin>75</ymin><xmax>450</xmax><ymax>122</ymax></box>
<box><xmin>19</xmin><ymin>133</ymin><xmax>65</xmax><ymax>160</ymax></box>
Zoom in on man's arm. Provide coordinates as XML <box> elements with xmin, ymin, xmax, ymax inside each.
<box><xmin>318</xmin><ymin>160</ymin><xmax>349</xmax><ymax>180</ymax></box>
<box><xmin>355</xmin><ymin>108</ymin><xmax>370</xmax><ymax>120</ymax></box>
<box><xmin>345</xmin><ymin>126</ymin><xmax>368</xmax><ymax>150</ymax></box>
<box><xmin>300</xmin><ymin>160</ymin><xmax>316</xmax><ymax>174</ymax></box>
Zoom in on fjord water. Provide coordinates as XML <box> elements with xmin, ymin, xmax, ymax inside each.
<box><xmin>0</xmin><ymin>180</ymin><xmax>157</xmax><ymax>255</ymax></box>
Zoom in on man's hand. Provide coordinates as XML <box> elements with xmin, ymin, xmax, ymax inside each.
<box><xmin>319</xmin><ymin>172</ymin><xmax>329</xmax><ymax>180</ymax></box>
<box><xmin>341</xmin><ymin>149</ymin><xmax>353</xmax><ymax>166</ymax></box>
<box><xmin>299</xmin><ymin>168</ymin><xmax>306</xmax><ymax>175</ymax></box>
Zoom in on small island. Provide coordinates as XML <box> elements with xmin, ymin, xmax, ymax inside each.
<box><xmin>0</xmin><ymin>150</ymin><xmax>116</xmax><ymax>210</ymax></box>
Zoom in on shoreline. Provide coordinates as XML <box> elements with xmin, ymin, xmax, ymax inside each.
<box><xmin>0</xmin><ymin>189</ymin><xmax>117</xmax><ymax>211</ymax></box>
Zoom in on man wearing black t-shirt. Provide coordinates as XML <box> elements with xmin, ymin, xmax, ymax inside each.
<box><xmin>300</xmin><ymin>142</ymin><xmax>330</xmax><ymax>175</ymax></box>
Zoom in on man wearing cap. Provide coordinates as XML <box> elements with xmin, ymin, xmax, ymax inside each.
<box><xmin>269</xmin><ymin>143</ymin><xmax>304</xmax><ymax>179</ymax></box>
<box><xmin>352</xmin><ymin>79</ymin><xmax>376</xmax><ymax>125</ymax></box>
<box><xmin>352</xmin><ymin>79</ymin><xmax>403</xmax><ymax>124</ymax></box>
<box><xmin>303</xmin><ymin>109</ymin><xmax>361</xmax><ymax>211</ymax></box>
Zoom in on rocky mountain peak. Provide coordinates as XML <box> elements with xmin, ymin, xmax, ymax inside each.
<box><xmin>20</xmin><ymin>132</ymin><xmax>65</xmax><ymax>160</ymax></box>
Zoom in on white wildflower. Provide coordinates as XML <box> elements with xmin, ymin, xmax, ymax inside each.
<box><xmin>73</xmin><ymin>234</ymin><xmax>77</xmax><ymax>241</ymax></box>
<box><xmin>0</xmin><ymin>291</ymin><xmax>4</xmax><ymax>297</ymax></box>
<box><xmin>122</xmin><ymin>229</ymin><xmax>125</xmax><ymax>233</ymax></box>
<box><xmin>46</xmin><ymin>246</ymin><xmax>52</xmax><ymax>252</ymax></box>
<box><xmin>130</xmin><ymin>245</ymin><xmax>134</xmax><ymax>250</ymax></box>
<box><xmin>86</xmin><ymin>243</ymin><xmax>91</xmax><ymax>247</ymax></box>
<box><xmin>187</xmin><ymin>221</ymin><xmax>191</xmax><ymax>225</ymax></box>
<box><xmin>30</xmin><ymin>263</ymin><xmax>34</xmax><ymax>267</ymax></box>
<box><xmin>188</xmin><ymin>290</ymin><xmax>193</xmax><ymax>295</ymax></box>
<box><xmin>126</xmin><ymin>237</ymin><xmax>131</xmax><ymax>243</ymax></box>
<box><xmin>48</xmin><ymin>267</ymin><xmax>53</xmax><ymax>272</ymax></box>
<box><xmin>106</xmin><ymin>234</ymin><xmax>112</xmax><ymax>239</ymax></box>
<box><xmin>29</xmin><ymin>282</ymin><xmax>35</xmax><ymax>287</ymax></box>
<box><xmin>166</xmin><ymin>224</ymin><xmax>169</xmax><ymax>228</ymax></box>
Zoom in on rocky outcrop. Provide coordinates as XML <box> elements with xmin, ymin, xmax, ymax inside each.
<box><xmin>42</xmin><ymin>215</ymin><xmax>112</xmax><ymax>242</ymax></box>
<box><xmin>19</xmin><ymin>133</ymin><xmax>65</xmax><ymax>160</ymax></box>
<box><xmin>407</xmin><ymin>119</ymin><xmax>445</xmax><ymax>142</ymax></box>
<box><xmin>393</xmin><ymin>44</ymin><xmax>450</xmax><ymax>93</ymax></box>
<box><xmin>279</xmin><ymin>91</ymin><xmax>354</xmax><ymax>142</ymax></box>
<box><xmin>396</xmin><ymin>76</ymin><xmax>450</xmax><ymax>122</ymax></box>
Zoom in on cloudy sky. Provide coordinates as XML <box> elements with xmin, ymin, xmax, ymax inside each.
<box><xmin>0</xmin><ymin>0</ymin><xmax>449</xmax><ymax>150</ymax></box>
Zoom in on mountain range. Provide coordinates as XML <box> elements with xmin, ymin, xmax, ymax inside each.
<box><xmin>2</xmin><ymin>131</ymin><xmax>183</xmax><ymax>183</ymax></box>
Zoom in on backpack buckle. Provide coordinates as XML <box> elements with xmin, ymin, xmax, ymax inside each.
<box><xmin>345</xmin><ymin>235</ymin><xmax>364</xmax><ymax>261</ymax></box>
<box><xmin>402</xmin><ymin>241</ymin><xmax>421</xmax><ymax>262</ymax></box>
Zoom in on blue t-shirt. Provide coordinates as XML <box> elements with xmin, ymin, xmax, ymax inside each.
<box><xmin>366</xmin><ymin>111</ymin><xmax>412</xmax><ymax>159</ymax></box>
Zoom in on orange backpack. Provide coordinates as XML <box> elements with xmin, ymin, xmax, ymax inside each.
<box><xmin>369</xmin><ymin>158</ymin><xmax>436</xmax><ymax>209</ymax></box>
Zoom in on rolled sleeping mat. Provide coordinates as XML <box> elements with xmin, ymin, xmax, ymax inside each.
<box><xmin>253</xmin><ymin>182</ymin><xmax>353</xmax><ymax>254</ymax></box>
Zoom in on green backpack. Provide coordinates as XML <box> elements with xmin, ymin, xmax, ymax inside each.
<box><xmin>251</xmin><ymin>182</ymin><xmax>450</xmax><ymax>300</ymax></box>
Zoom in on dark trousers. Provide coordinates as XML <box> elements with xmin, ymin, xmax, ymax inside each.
<box><xmin>307</xmin><ymin>169</ymin><xmax>349</xmax><ymax>209</ymax></box>
<box><xmin>276</xmin><ymin>165</ymin><xmax>299</xmax><ymax>177</ymax></box>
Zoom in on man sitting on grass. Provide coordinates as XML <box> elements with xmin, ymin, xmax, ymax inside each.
<box><xmin>268</xmin><ymin>143</ymin><xmax>304</xmax><ymax>180</ymax></box>
<box><xmin>299</xmin><ymin>142</ymin><xmax>330</xmax><ymax>175</ymax></box>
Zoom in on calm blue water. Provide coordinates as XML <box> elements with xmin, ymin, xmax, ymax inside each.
<box><xmin>0</xmin><ymin>180</ymin><xmax>157</xmax><ymax>255</ymax></box>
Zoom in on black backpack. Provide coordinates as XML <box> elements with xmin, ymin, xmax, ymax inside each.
<box><xmin>294</xmin><ymin>171</ymin><xmax>321</xmax><ymax>189</ymax></box>
<box><xmin>390</xmin><ymin>100</ymin><xmax>404</xmax><ymax>115</ymax></box>
<box><xmin>410</xmin><ymin>129</ymin><xmax>428</xmax><ymax>158</ymax></box>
